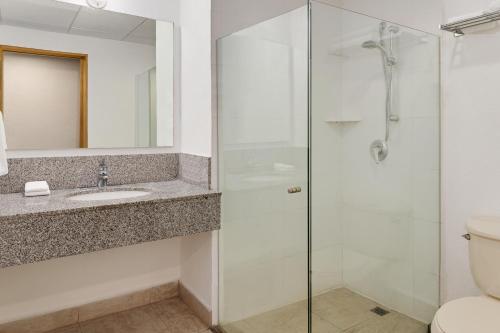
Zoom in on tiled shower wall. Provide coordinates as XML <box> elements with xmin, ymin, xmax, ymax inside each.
<box><xmin>312</xmin><ymin>2</ymin><xmax>440</xmax><ymax>323</ymax></box>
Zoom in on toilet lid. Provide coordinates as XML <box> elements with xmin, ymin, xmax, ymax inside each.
<box><xmin>435</xmin><ymin>297</ymin><xmax>500</xmax><ymax>333</ymax></box>
<box><xmin>468</xmin><ymin>216</ymin><xmax>500</xmax><ymax>240</ymax></box>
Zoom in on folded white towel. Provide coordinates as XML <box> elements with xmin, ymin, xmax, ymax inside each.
<box><xmin>0</xmin><ymin>112</ymin><xmax>7</xmax><ymax>176</ymax></box>
<box><xmin>25</xmin><ymin>181</ymin><xmax>50</xmax><ymax>197</ymax></box>
<box><xmin>485</xmin><ymin>0</ymin><xmax>500</xmax><ymax>13</ymax></box>
<box><xmin>447</xmin><ymin>11</ymin><xmax>483</xmax><ymax>23</ymax></box>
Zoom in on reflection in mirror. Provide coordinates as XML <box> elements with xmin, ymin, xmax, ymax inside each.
<box><xmin>0</xmin><ymin>0</ymin><xmax>174</xmax><ymax>149</ymax></box>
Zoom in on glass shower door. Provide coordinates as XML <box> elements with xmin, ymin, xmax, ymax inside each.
<box><xmin>217</xmin><ymin>2</ymin><xmax>440</xmax><ymax>332</ymax></box>
<box><xmin>310</xmin><ymin>1</ymin><xmax>440</xmax><ymax>332</ymax></box>
<box><xmin>217</xmin><ymin>5</ymin><xmax>310</xmax><ymax>333</ymax></box>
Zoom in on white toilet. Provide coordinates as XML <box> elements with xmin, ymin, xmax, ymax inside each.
<box><xmin>432</xmin><ymin>216</ymin><xmax>500</xmax><ymax>333</ymax></box>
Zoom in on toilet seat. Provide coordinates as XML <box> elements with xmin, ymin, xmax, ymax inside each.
<box><xmin>432</xmin><ymin>296</ymin><xmax>500</xmax><ymax>333</ymax></box>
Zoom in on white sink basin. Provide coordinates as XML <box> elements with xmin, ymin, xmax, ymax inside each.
<box><xmin>68</xmin><ymin>190</ymin><xmax>151</xmax><ymax>202</ymax></box>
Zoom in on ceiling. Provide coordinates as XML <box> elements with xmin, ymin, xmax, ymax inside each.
<box><xmin>0</xmin><ymin>0</ymin><xmax>156</xmax><ymax>45</ymax></box>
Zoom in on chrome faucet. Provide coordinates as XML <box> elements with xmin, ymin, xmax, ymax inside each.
<box><xmin>97</xmin><ymin>160</ymin><xmax>108</xmax><ymax>189</ymax></box>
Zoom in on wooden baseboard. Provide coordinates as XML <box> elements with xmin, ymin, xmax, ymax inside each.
<box><xmin>0</xmin><ymin>281</ymin><xmax>179</xmax><ymax>333</ymax></box>
<box><xmin>179</xmin><ymin>282</ymin><xmax>212</xmax><ymax>326</ymax></box>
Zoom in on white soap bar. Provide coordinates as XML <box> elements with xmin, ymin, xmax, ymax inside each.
<box><xmin>25</xmin><ymin>181</ymin><xmax>50</xmax><ymax>196</ymax></box>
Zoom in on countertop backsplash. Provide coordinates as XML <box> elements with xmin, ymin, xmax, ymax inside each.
<box><xmin>0</xmin><ymin>153</ymin><xmax>211</xmax><ymax>194</ymax></box>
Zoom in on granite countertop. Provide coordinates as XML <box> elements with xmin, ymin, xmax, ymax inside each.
<box><xmin>0</xmin><ymin>180</ymin><xmax>221</xmax><ymax>268</ymax></box>
<box><xmin>0</xmin><ymin>180</ymin><xmax>219</xmax><ymax>220</ymax></box>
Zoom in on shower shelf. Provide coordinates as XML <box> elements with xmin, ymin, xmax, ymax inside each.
<box><xmin>325</xmin><ymin>109</ymin><xmax>361</xmax><ymax>123</ymax></box>
<box><xmin>440</xmin><ymin>10</ymin><xmax>500</xmax><ymax>36</ymax></box>
<box><xmin>325</xmin><ymin>116</ymin><xmax>362</xmax><ymax>123</ymax></box>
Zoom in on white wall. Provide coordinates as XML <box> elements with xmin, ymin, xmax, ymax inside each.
<box><xmin>0</xmin><ymin>239</ymin><xmax>181</xmax><ymax>323</ymax></box>
<box><xmin>180</xmin><ymin>0</ymin><xmax>212</xmax><ymax>157</ymax></box>
<box><xmin>180</xmin><ymin>232</ymin><xmax>215</xmax><ymax>310</ymax></box>
<box><xmin>156</xmin><ymin>22</ymin><xmax>175</xmax><ymax>147</ymax></box>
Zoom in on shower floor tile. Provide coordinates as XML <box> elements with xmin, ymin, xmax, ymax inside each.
<box><xmin>221</xmin><ymin>288</ymin><xmax>427</xmax><ymax>333</ymax></box>
<box><xmin>43</xmin><ymin>298</ymin><xmax>210</xmax><ymax>333</ymax></box>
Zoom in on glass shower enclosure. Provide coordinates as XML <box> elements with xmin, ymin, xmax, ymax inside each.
<box><xmin>217</xmin><ymin>2</ymin><xmax>440</xmax><ymax>332</ymax></box>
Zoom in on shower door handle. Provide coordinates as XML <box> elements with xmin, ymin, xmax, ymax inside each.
<box><xmin>288</xmin><ymin>186</ymin><xmax>302</xmax><ymax>194</ymax></box>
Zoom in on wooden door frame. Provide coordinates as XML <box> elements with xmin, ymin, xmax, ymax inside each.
<box><xmin>0</xmin><ymin>45</ymin><xmax>89</xmax><ymax>148</ymax></box>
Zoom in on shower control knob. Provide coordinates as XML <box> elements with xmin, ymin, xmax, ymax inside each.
<box><xmin>287</xmin><ymin>186</ymin><xmax>302</xmax><ymax>194</ymax></box>
<box><xmin>370</xmin><ymin>139</ymin><xmax>389</xmax><ymax>163</ymax></box>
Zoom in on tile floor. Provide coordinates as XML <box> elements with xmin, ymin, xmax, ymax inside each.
<box><xmin>221</xmin><ymin>288</ymin><xmax>428</xmax><ymax>333</ymax></box>
<box><xmin>44</xmin><ymin>297</ymin><xmax>210</xmax><ymax>333</ymax></box>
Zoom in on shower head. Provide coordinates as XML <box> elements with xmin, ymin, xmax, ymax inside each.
<box><xmin>362</xmin><ymin>40</ymin><xmax>379</xmax><ymax>49</ymax></box>
<box><xmin>361</xmin><ymin>40</ymin><xmax>396</xmax><ymax>65</ymax></box>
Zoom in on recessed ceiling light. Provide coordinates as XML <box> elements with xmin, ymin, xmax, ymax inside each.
<box><xmin>86</xmin><ymin>0</ymin><xmax>107</xmax><ymax>9</ymax></box>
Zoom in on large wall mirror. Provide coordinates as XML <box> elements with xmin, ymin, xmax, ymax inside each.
<box><xmin>0</xmin><ymin>0</ymin><xmax>174</xmax><ymax>150</ymax></box>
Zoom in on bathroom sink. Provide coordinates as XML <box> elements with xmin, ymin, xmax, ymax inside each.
<box><xmin>68</xmin><ymin>189</ymin><xmax>151</xmax><ymax>202</ymax></box>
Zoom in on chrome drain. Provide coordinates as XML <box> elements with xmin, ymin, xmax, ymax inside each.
<box><xmin>371</xmin><ymin>306</ymin><xmax>390</xmax><ymax>316</ymax></box>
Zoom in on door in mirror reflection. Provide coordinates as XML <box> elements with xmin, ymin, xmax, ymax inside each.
<box><xmin>3</xmin><ymin>52</ymin><xmax>82</xmax><ymax>150</ymax></box>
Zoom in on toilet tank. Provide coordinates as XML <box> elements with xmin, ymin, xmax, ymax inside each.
<box><xmin>467</xmin><ymin>216</ymin><xmax>500</xmax><ymax>298</ymax></box>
